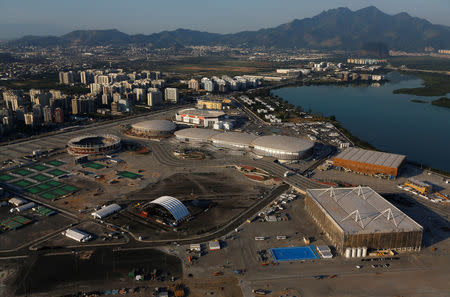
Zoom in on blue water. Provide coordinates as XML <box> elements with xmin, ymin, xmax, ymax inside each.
<box><xmin>270</xmin><ymin>246</ymin><xmax>319</xmax><ymax>261</ymax></box>
<box><xmin>272</xmin><ymin>73</ymin><xmax>450</xmax><ymax>172</ymax></box>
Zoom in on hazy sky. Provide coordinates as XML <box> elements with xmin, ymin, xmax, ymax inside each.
<box><xmin>0</xmin><ymin>0</ymin><xmax>449</xmax><ymax>39</ymax></box>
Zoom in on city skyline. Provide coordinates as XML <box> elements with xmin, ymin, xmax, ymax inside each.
<box><xmin>0</xmin><ymin>0</ymin><xmax>449</xmax><ymax>40</ymax></box>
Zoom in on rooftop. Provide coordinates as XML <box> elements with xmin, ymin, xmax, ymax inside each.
<box><xmin>306</xmin><ymin>186</ymin><xmax>422</xmax><ymax>234</ymax></box>
<box><xmin>174</xmin><ymin>128</ymin><xmax>219</xmax><ymax>141</ymax></box>
<box><xmin>251</xmin><ymin>135</ymin><xmax>314</xmax><ymax>153</ymax></box>
<box><xmin>210</xmin><ymin>131</ymin><xmax>257</xmax><ymax>146</ymax></box>
<box><xmin>131</xmin><ymin>120</ymin><xmax>176</xmax><ymax>131</ymax></box>
<box><xmin>177</xmin><ymin>108</ymin><xmax>225</xmax><ymax>118</ymax></box>
<box><xmin>334</xmin><ymin>147</ymin><xmax>406</xmax><ymax>169</ymax></box>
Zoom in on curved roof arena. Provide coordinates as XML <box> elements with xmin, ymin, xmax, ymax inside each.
<box><xmin>149</xmin><ymin>196</ymin><xmax>190</xmax><ymax>221</ymax></box>
<box><xmin>251</xmin><ymin>135</ymin><xmax>314</xmax><ymax>154</ymax></box>
<box><xmin>131</xmin><ymin>120</ymin><xmax>176</xmax><ymax>132</ymax></box>
<box><xmin>177</xmin><ymin>108</ymin><xmax>225</xmax><ymax>118</ymax></box>
<box><xmin>210</xmin><ymin>131</ymin><xmax>258</xmax><ymax>148</ymax></box>
<box><xmin>174</xmin><ymin>128</ymin><xmax>220</xmax><ymax>142</ymax></box>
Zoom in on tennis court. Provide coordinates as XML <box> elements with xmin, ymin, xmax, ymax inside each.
<box><xmin>37</xmin><ymin>183</ymin><xmax>53</xmax><ymax>191</ymax></box>
<box><xmin>12</xmin><ymin>179</ymin><xmax>35</xmax><ymax>188</ymax></box>
<box><xmin>0</xmin><ymin>174</ymin><xmax>15</xmax><ymax>182</ymax></box>
<box><xmin>30</xmin><ymin>164</ymin><xmax>50</xmax><ymax>171</ymax></box>
<box><xmin>30</xmin><ymin>174</ymin><xmax>51</xmax><ymax>182</ymax></box>
<box><xmin>83</xmin><ymin>162</ymin><xmax>106</xmax><ymax>170</ymax></box>
<box><xmin>61</xmin><ymin>184</ymin><xmax>80</xmax><ymax>192</ymax></box>
<box><xmin>47</xmin><ymin>160</ymin><xmax>65</xmax><ymax>166</ymax></box>
<box><xmin>47</xmin><ymin>169</ymin><xmax>67</xmax><ymax>176</ymax></box>
<box><xmin>117</xmin><ymin>171</ymin><xmax>143</xmax><ymax>179</ymax></box>
<box><xmin>45</xmin><ymin>180</ymin><xmax>63</xmax><ymax>187</ymax></box>
<box><xmin>269</xmin><ymin>246</ymin><xmax>320</xmax><ymax>262</ymax></box>
<box><xmin>40</xmin><ymin>192</ymin><xmax>57</xmax><ymax>200</ymax></box>
<box><xmin>27</xmin><ymin>186</ymin><xmax>45</xmax><ymax>194</ymax></box>
<box><xmin>13</xmin><ymin>168</ymin><xmax>33</xmax><ymax>176</ymax></box>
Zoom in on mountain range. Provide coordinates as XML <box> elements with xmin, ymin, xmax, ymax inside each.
<box><xmin>7</xmin><ymin>6</ymin><xmax>450</xmax><ymax>51</ymax></box>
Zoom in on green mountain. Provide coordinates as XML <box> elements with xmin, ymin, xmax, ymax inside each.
<box><xmin>8</xmin><ymin>6</ymin><xmax>450</xmax><ymax>51</ymax></box>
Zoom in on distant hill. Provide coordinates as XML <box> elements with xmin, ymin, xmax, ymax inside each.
<box><xmin>8</xmin><ymin>6</ymin><xmax>450</xmax><ymax>51</ymax></box>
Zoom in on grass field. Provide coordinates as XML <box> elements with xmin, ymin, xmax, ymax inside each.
<box><xmin>30</xmin><ymin>164</ymin><xmax>50</xmax><ymax>171</ymax></box>
<box><xmin>30</xmin><ymin>174</ymin><xmax>51</xmax><ymax>182</ymax></box>
<box><xmin>389</xmin><ymin>56</ymin><xmax>450</xmax><ymax>72</ymax></box>
<box><xmin>83</xmin><ymin>162</ymin><xmax>106</xmax><ymax>170</ymax></box>
<box><xmin>47</xmin><ymin>169</ymin><xmax>67</xmax><ymax>176</ymax></box>
<box><xmin>13</xmin><ymin>168</ymin><xmax>33</xmax><ymax>176</ymax></box>
<box><xmin>47</xmin><ymin>160</ymin><xmax>65</xmax><ymax>167</ymax></box>
<box><xmin>117</xmin><ymin>171</ymin><xmax>142</xmax><ymax>180</ymax></box>
<box><xmin>12</xmin><ymin>179</ymin><xmax>35</xmax><ymax>188</ymax></box>
<box><xmin>0</xmin><ymin>174</ymin><xmax>15</xmax><ymax>182</ymax></box>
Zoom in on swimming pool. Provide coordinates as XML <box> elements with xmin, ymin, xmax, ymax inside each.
<box><xmin>269</xmin><ymin>246</ymin><xmax>319</xmax><ymax>261</ymax></box>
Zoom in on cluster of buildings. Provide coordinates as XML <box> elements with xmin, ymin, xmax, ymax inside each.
<box><xmin>346</xmin><ymin>58</ymin><xmax>387</xmax><ymax>65</ymax></box>
<box><xmin>187</xmin><ymin>75</ymin><xmax>260</xmax><ymax>93</ymax></box>
<box><xmin>239</xmin><ymin>95</ymin><xmax>282</xmax><ymax>123</ymax></box>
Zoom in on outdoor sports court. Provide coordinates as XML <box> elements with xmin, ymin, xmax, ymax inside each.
<box><xmin>269</xmin><ymin>246</ymin><xmax>320</xmax><ymax>262</ymax></box>
<box><xmin>0</xmin><ymin>174</ymin><xmax>15</xmax><ymax>182</ymax></box>
<box><xmin>13</xmin><ymin>168</ymin><xmax>33</xmax><ymax>176</ymax></box>
<box><xmin>12</xmin><ymin>179</ymin><xmax>35</xmax><ymax>188</ymax></box>
<box><xmin>47</xmin><ymin>169</ymin><xmax>67</xmax><ymax>176</ymax></box>
<box><xmin>46</xmin><ymin>160</ymin><xmax>65</xmax><ymax>166</ymax></box>
<box><xmin>83</xmin><ymin>162</ymin><xmax>106</xmax><ymax>170</ymax></box>
<box><xmin>29</xmin><ymin>164</ymin><xmax>50</xmax><ymax>171</ymax></box>
<box><xmin>117</xmin><ymin>171</ymin><xmax>142</xmax><ymax>179</ymax></box>
<box><xmin>30</xmin><ymin>174</ymin><xmax>51</xmax><ymax>182</ymax></box>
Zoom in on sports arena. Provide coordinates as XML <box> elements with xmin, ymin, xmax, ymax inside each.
<box><xmin>175</xmin><ymin>108</ymin><xmax>225</xmax><ymax>127</ymax></box>
<box><xmin>126</xmin><ymin>120</ymin><xmax>176</xmax><ymax>139</ymax></box>
<box><xmin>67</xmin><ymin>134</ymin><xmax>121</xmax><ymax>155</ymax></box>
<box><xmin>141</xmin><ymin>196</ymin><xmax>190</xmax><ymax>227</ymax></box>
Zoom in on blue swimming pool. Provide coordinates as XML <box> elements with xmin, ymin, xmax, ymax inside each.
<box><xmin>269</xmin><ymin>246</ymin><xmax>319</xmax><ymax>261</ymax></box>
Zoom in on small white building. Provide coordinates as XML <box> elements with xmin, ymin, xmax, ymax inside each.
<box><xmin>8</xmin><ymin>197</ymin><xmax>28</xmax><ymax>207</ymax></box>
<box><xmin>11</xmin><ymin>202</ymin><xmax>35</xmax><ymax>213</ymax></box>
<box><xmin>317</xmin><ymin>245</ymin><xmax>333</xmax><ymax>259</ymax></box>
<box><xmin>63</xmin><ymin>228</ymin><xmax>93</xmax><ymax>242</ymax></box>
<box><xmin>190</xmin><ymin>243</ymin><xmax>202</xmax><ymax>252</ymax></box>
<box><xmin>91</xmin><ymin>203</ymin><xmax>121</xmax><ymax>219</ymax></box>
<box><xmin>209</xmin><ymin>240</ymin><xmax>221</xmax><ymax>251</ymax></box>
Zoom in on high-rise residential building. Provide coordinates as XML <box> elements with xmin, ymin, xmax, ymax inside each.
<box><xmin>164</xmin><ymin>88</ymin><xmax>179</xmax><ymax>103</ymax></box>
<box><xmin>71</xmin><ymin>96</ymin><xmax>95</xmax><ymax>115</ymax></box>
<box><xmin>133</xmin><ymin>88</ymin><xmax>146</xmax><ymax>102</ymax></box>
<box><xmin>80</xmin><ymin>71</ymin><xmax>94</xmax><ymax>84</ymax></box>
<box><xmin>90</xmin><ymin>83</ymin><xmax>102</xmax><ymax>95</ymax></box>
<box><xmin>24</xmin><ymin>113</ymin><xmax>34</xmax><ymax>126</ymax></box>
<box><xmin>32</xmin><ymin>104</ymin><xmax>42</xmax><ymax>124</ymax></box>
<box><xmin>43</xmin><ymin>105</ymin><xmax>53</xmax><ymax>123</ymax></box>
<box><xmin>203</xmin><ymin>80</ymin><xmax>214</xmax><ymax>92</ymax></box>
<box><xmin>59</xmin><ymin>71</ymin><xmax>74</xmax><ymax>85</ymax></box>
<box><xmin>188</xmin><ymin>79</ymin><xmax>200</xmax><ymax>91</ymax></box>
<box><xmin>29</xmin><ymin>89</ymin><xmax>42</xmax><ymax>104</ymax></box>
<box><xmin>147</xmin><ymin>88</ymin><xmax>163</xmax><ymax>106</ymax></box>
<box><xmin>94</xmin><ymin>75</ymin><xmax>109</xmax><ymax>85</ymax></box>
<box><xmin>3</xmin><ymin>90</ymin><xmax>24</xmax><ymax>111</ymax></box>
<box><xmin>102</xmin><ymin>93</ymin><xmax>111</xmax><ymax>106</ymax></box>
<box><xmin>35</xmin><ymin>93</ymin><xmax>51</xmax><ymax>106</ymax></box>
<box><xmin>112</xmin><ymin>93</ymin><xmax>122</xmax><ymax>102</ymax></box>
<box><xmin>54</xmin><ymin>108</ymin><xmax>64</xmax><ymax>123</ymax></box>
<box><xmin>49</xmin><ymin>89</ymin><xmax>62</xmax><ymax>99</ymax></box>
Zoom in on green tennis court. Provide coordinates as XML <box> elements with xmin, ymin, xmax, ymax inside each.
<box><xmin>0</xmin><ymin>174</ymin><xmax>15</xmax><ymax>182</ymax></box>
<box><xmin>83</xmin><ymin>162</ymin><xmax>106</xmax><ymax>170</ymax></box>
<box><xmin>61</xmin><ymin>184</ymin><xmax>79</xmax><ymax>192</ymax></box>
<box><xmin>30</xmin><ymin>174</ymin><xmax>51</xmax><ymax>182</ymax></box>
<box><xmin>45</xmin><ymin>180</ymin><xmax>63</xmax><ymax>187</ymax></box>
<box><xmin>30</xmin><ymin>164</ymin><xmax>50</xmax><ymax>171</ymax></box>
<box><xmin>47</xmin><ymin>160</ymin><xmax>65</xmax><ymax>166</ymax></box>
<box><xmin>40</xmin><ymin>192</ymin><xmax>57</xmax><ymax>200</ymax></box>
<box><xmin>27</xmin><ymin>186</ymin><xmax>44</xmax><ymax>194</ymax></box>
<box><xmin>117</xmin><ymin>171</ymin><xmax>142</xmax><ymax>179</ymax></box>
<box><xmin>37</xmin><ymin>183</ymin><xmax>52</xmax><ymax>191</ymax></box>
<box><xmin>47</xmin><ymin>169</ymin><xmax>67</xmax><ymax>176</ymax></box>
<box><xmin>12</xmin><ymin>179</ymin><xmax>35</xmax><ymax>188</ymax></box>
<box><xmin>13</xmin><ymin>168</ymin><xmax>33</xmax><ymax>176</ymax></box>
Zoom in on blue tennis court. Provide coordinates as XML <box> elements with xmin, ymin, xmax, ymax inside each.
<box><xmin>269</xmin><ymin>246</ymin><xmax>319</xmax><ymax>261</ymax></box>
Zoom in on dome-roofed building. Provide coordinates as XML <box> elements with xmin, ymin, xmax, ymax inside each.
<box><xmin>127</xmin><ymin>119</ymin><xmax>176</xmax><ymax>138</ymax></box>
<box><xmin>251</xmin><ymin>135</ymin><xmax>314</xmax><ymax>160</ymax></box>
<box><xmin>174</xmin><ymin>128</ymin><xmax>220</xmax><ymax>143</ymax></box>
<box><xmin>210</xmin><ymin>131</ymin><xmax>257</xmax><ymax>150</ymax></box>
<box><xmin>147</xmin><ymin>196</ymin><xmax>190</xmax><ymax>226</ymax></box>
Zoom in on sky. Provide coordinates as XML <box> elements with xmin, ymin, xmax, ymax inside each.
<box><xmin>0</xmin><ymin>0</ymin><xmax>449</xmax><ymax>40</ymax></box>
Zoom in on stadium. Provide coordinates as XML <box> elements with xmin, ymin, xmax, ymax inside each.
<box><xmin>126</xmin><ymin>120</ymin><xmax>176</xmax><ymax>139</ymax></box>
<box><xmin>305</xmin><ymin>186</ymin><xmax>423</xmax><ymax>253</ymax></box>
<box><xmin>174</xmin><ymin>128</ymin><xmax>315</xmax><ymax>160</ymax></box>
<box><xmin>141</xmin><ymin>196</ymin><xmax>190</xmax><ymax>226</ymax></box>
<box><xmin>333</xmin><ymin>147</ymin><xmax>406</xmax><ymax>178</ymax></box>
<box><xmin>175</xmin><ymin>108</ymin><xmax>225</xmax><ymax>127</ymax></box>
<box><xmin>250</xmin><ymin>135</ymin><xmax>314</xmax><ymax>160</ymax></box>
<box><xmin>67</xmin><ymin>134</ymin><xmax>121</xmax><ymax>155</ymax></box>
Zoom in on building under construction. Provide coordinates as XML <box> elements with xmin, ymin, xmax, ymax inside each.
<box><xmin>333</xmin><ymin>147</ymin><xmax>406</xmax><ymax>177</ymax></box>
<box><xmin>305</xmin><ymin>186</ymin><xmax>423</xmax><ymax>253</ymax></box>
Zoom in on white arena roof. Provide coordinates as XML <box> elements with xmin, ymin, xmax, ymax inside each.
<box><xmin>306</xmin><ymin>187</ymin><xmax>422</xmax><ymax>235</ymax></box>
<box><xmin>210</xmin><ymin>132</ymin><xmax>258</xmax><ymax>148</ymax></box>
<box><xmin>334</xmin><ymin>147</ymin><xmax>406</xmax><ymax>169</ymax></box>
<box><xmin>150</xmin><ymin>196</ymin><xmax>190</xmax><ymax>221</ymax></box>
<box><xmin>178</xmin><ymin>108</ymin><xmax>225</xmax><ymax>118</ymax></box>
<box><xmin>174</xmin><ymin>128</ymin><xmax>220</xmax><ymax>141</ymax></box>
<box><xmin>251</xmin><ymin>135</ymin><xmax>314</xmax><ymax>154</ymax></box>
<box><xmin>131</xmin><ymin>120</ymin><xmax>176</xmax><ymax>132</ymax></box>
<box><xmin>91</xmin><ymin>204</ymin><xmax>121</xmax><ymax>219</ymax></box>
